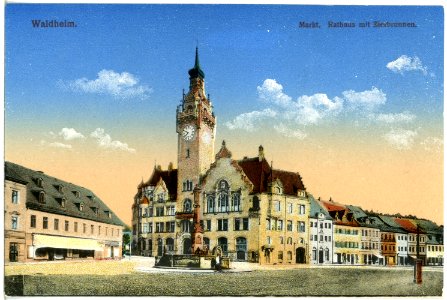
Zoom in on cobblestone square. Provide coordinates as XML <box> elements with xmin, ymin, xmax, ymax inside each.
<box><xmin>4</xmin><ymin>258</ymin><xmax>444</xmax><ymax>296</ymax></box>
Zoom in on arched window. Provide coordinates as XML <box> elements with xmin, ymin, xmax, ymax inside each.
<box><xmin>217</xmin><ymin>180</ymin><xmax>229</xmax><ymax>212</ymax></box>
<box><xmin>232</xmin><ymin>192</ymin><xmax>241</xmax><ymax>211</ymax></box>
<box><xmin>312</xmin><ymin>247</ymin><xmax>317</xmax><ymax>260</ymax></box>
<box><xmin>207</xmin><ymin>194</ymin><xmax>215</xmax><ymax>213</ymax></box>
<box><xmin>183</xmin><ymin>199</ymin><xmax>192</xmax><ymax>212</ymax></box>
<box><xmin>236</xmin><ymin>237</ymin><xmax>247</xmax><ymax>260</ymax></box>
<box><xmin>218</xmin><ymin>237</ymin><xmax>228</xmax><ymax>255</ymax></box>
<box><xmin>39</xmin><ymin>191</ymin><xmax>45</xmax><ymax>203</ymax></box>
<box><xmin>287</xmin><ymin>237</ymin><xmax>293</xmax><ymax>245</ymax></box>
<box><xmin>203</xmin><ymin>237</ymin><xmax>210</xmax><ymax>250</ymax></box>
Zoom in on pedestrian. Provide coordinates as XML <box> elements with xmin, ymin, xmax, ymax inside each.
<box><xmin>215</xmin><ymin>253</ymin><xmax>222</xmax><ymax>272</ymax></box>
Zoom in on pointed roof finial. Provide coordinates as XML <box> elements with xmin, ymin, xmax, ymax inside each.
<box><xmin>195</xmin><ymin>46</ymin><xmax>200</xmax><ymax>68</ymax></box>
<box><xmin>189</xmin><ymin>47</ymin><xmax>205</xmax><ymax>79</ymax></box>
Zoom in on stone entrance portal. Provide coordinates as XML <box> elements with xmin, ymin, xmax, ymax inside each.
<box><xmin>183</xmin><ymin>238</ymin><xmax>192</xmax><ymax>254</ymax></box>
<box><xmin>296</xmin><ymin>247</ymin><xmax>306</xmax><ymax>264</ymax></box>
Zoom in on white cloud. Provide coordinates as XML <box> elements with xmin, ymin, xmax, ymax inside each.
<box><xmin>386</xmin><ymin>55</ymin><xmax>428</xmax><ymax>75</ymax></box>
<box><xmin>293</xmin><ymin>93</ymin><xmax>343</xmax><ymax>125</ymax></box>
<box><xmin>59</xmin><ymin>128</ymin><xmax>85</xmax><ymax>140</ymax></box>
<box><xmin>49</xmin><ymin>142</ymin><xmax>73</xmax><ymax>149</ymax></box>
<box><xmin>273</xmin><ymin>123</ymin><xmax>307</xmax><ymax>139</ymax></box>
<box><xmin>383</xmin><ymin>129</ymin><xmax>418</xmax><ymax>150</ymax></box>
<box><xmin>225</xmin><ymin>108</ymin><xmax>277</xmax><ymax>132</ymax></box>
<box><xmin>421</xmin><ymin>137</ymin><xmax>443</xmax><ymax>153</ymax></box>
<box><xmin>90</xmin><ymin>128</ymin><xmax>136</xmax><ymax>153</ymax></box>
<box><xmin>40</xmin><ymin>140</ymin><xmax>72</xmax><ymax>150</ymax></box>
<box><xmin>343</xmin><ymin>87</ymin><xmax>386</xmax><ymax>111</ymax></box>
<box><xmin>65</xmin><ymin>69</ymin><xmax>151</xmax><ymax>99</ymax></box>
<box><xmin>257</xmin><ymin>79</ymin><xmax>292</xmax><ymax>107</ymax></box>
<box><xmin>371</xmin><ymin>111</ymin><xmax>416</xmax><ymax>124</ymax></box>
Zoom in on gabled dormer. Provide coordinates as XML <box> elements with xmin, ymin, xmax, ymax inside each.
<box><xmin>56</xmin><ymin>197</ymin><xmax>66</xmax><ymax>208</ymax></box>
<box><xmin>271</xmin><ymin>178</ymin><xmax>283</xmax><ymax>195</ymax></box>
<box><xmin>54</xmin><ymin>184</ymin><xmax>64</xmax><ymax>193</ymax></box>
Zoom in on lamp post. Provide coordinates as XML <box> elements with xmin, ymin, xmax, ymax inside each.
<box><xmin>414</xmin><ymin>225</ymin><xmax>422</xmax><ymax>284</ymax></box>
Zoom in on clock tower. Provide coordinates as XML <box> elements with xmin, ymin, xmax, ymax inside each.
<box><xmin>176</xmin><ymin>47</ymin><xmax>216</xmax><ymax>215</ymax></box>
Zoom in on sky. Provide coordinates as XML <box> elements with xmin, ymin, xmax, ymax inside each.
<box><xmin>4</xmin><ymin>4</ymin><xmax>444</xmax><ymax>226</ymax></box>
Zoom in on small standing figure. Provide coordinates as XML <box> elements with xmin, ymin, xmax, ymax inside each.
<box><xmin>215</xmin><ymin>253</ymin><xmax>222</xmax><ymax>272</ymax></box>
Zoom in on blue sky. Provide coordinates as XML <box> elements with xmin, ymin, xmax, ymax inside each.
<box><xmin>6</xmin><ymin>5</ymin><xmax>443</xmax><ymax>126</ymax></box>
<box><xmin>5</xmin><ymin>4</ymin><xmax>444</xmax><ymax>225</ymax></box>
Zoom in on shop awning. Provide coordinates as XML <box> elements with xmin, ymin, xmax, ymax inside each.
<box><xmin>409</xmin><ymin>255</ymin><xmax>417</xmax><ymax>259</ymax></box>
<box><xmin>104</xmin><ymin>241</ymin><xmax>120</xmax><ymax>247</ymax></box>
<box><xmin>373</xmin><ymin>254</ymin><xmax>384</xmax><ymax>259</ymax></box>
<box><xmin>33</xmin><ymin>234</ymin><xmax>103</xmax><ymax>251</ymax></box>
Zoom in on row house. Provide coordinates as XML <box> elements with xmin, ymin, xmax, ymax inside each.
<box><xmin>5</xmin><ymin>162</ymin><xmax>125</xmax><ymax>262</ymax></box>
<box><xmin>414</xmin><ymin>219</ymin><xmax>443</xmax><ymax>266</ymax></box>
<box><xmin>347</xmin><ymin>205</ymin><xmax>381</xmax><ymax>265</ymax></box>
<box><xmin>309</xmin><ymin>195</ymin><xmax>333</xmax><ymax>264</ymax></box>
<box><xmin>320</xmin><ymin>199</ymin><xmax>361</xmax><ymax>264</ymax></box>
<box><xmin>394</xmin><ymin>218</ymin><xmax>427</xmax><ymax>265</ymax></box>
<box><xmin>376</xmin><ymin>215</ymin><xmax>408</xmax><ymax>265</ymax></box>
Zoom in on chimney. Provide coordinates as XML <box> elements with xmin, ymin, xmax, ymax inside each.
<box><xmin>258</xmin><ymin>145</ymin><xmax>264</xmax><ymax>162</ymax></box>
<box><xmin>329</xmin><ymin>197</ymin><xmax>333</xmax><ymax>202</ymax></box>
<box><xmin>157</xmin><ymin>165</ymin><xmax>162</xmax><ymax>171</ymax></box>
<box><xmin>168</xmin><ymin>162</ymin><xmax>173</xmax><ymax>172</ymax></box>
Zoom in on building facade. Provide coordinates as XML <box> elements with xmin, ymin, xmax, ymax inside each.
<box><xmin>347</xmin><ymin>205</ymin><xmax>381</xmax><ymax>265</ymax></box>
<box><xmin>309</xmin><ymin>195</ymin><xmax>333</xmax><ymax>264</ymax></box>
<box><xmin>4</xmin><ymin>162</ymin><xmax>125</xmax><ymax>262</ymax></box>
<box><xmin>4</xmin><ymin>167</ymin><xmax>28</xmax><ymax>262</ymax></box>
<box><xmin>131</xmin><ymin>48</ymin><xmax>311</xmax><ymax>264</ymax></box>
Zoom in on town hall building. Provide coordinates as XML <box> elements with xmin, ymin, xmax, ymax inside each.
<box><xmin>131</xmin><ymin>48</ymin><xmax>312</xmax><ymax>264</ymax></box>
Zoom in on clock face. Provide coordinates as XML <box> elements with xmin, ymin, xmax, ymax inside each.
<box><xmin>182</xmin><ymin>125</ymin><xmax>195</xmax><ymax>141</ymax></box>
<box><xmin>201</xmin><ymin>131</ymin><xmax>211</xmax><ymax>145</ymax></box>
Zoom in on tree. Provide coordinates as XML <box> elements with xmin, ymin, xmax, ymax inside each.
<box><xmin>122</xmin><ymin>232</ymin><xmax>131</xmax><ymax>254</ymax></box>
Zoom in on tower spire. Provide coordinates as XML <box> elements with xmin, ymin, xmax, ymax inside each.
<box><xmin>188</xmin><ymin>47</ymin><xmax>205</xmax><ymax>79</ymax></box>
<box><xmin>194</xmin><ymin>46</ymin><xmax>200</xmax><ymax>69</ymax></box>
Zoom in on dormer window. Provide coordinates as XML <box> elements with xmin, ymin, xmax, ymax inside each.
<box><xmin>55</xmin><ymin>184</ymin><xmax>64</xmax><ymax>193</ymax></box>
<box><xmin>36</xmin><ymin>178</ymin><xmax>43</xmax><ymax>188</ymax></box>
<box><xmin>107</xmin><ymin>211</ymin><xmax>112</xmax><ymax>219</ymax></box>
<box><xmin>73</xmin><ymin>191</ymin><xmax>80</xmax><ymax>198</ymax></box>
<box><xmin>59</xmin><ymin>197</ymin><xmax>66</xmax><ymax>208</ymax></box>
<box><xmin>79</xmin><ymin>203</ymin><xmax>84</xmax><ymax>211</ymax></box>
<box><xmin>87</xmin><ymin>195</ymin><xmax>94</xmax><ymax>201</ymax></box>
<box><xmin>91</xmin><ymin>207</ymin><xmax>98</xmax><ymax>215</ymax></box>
<box><xmin>39</xmin><ymin>191</ymin><xmax>46</xmax><ymax>203</ymax></box>
<box><xmin>275</xmin><ymin>186</ymin><xmax>282</xmax><ymax>194</ymax></box>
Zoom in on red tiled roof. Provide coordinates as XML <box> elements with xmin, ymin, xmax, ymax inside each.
<box><xmin>319</xmin><ymin>199</ymin><xmax>358</xmax><ymax>227</ymax></box>
<box><xmin>319</xmin><ymin>199</ymin><xmax>346</xmax><ymax>212</ymax></box>
<box><xmin>237</xmin><ymin>157</ymin><xmax>306</xmax><ymax>196</ymax></box>
<box><xmin>269</xmin><ymin>169</ymin><xmax>306</xmax><ymax>195</ymax></box>
<box><xmin>394</xmin><ymin>218</ymin><xmax>419</xmax><ymax>233</ymax></box>
<box><xmin>237</xmin><ymin>157</ymin><xmax>271</xmax><ymax>194</ymax></box>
